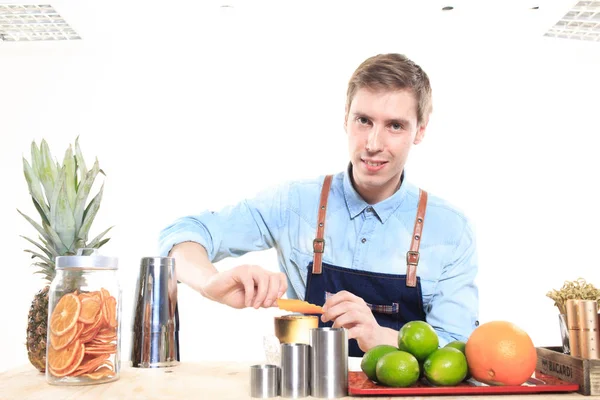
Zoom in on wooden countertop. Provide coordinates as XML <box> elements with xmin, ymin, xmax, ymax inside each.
<box><xmin>0</xmin><ymin>362</ymin><xmax>597</xmax><ymax>400</ymax></box>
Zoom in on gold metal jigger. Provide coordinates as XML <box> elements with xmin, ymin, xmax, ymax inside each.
<box><xmin>274</xmin><ymin>314</ymin><xmax>319</xmax><ymax>344</ymax></box>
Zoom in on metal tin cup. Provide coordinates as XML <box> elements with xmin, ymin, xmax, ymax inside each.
<box><xmin>130</xmin><ymin>257</ymin><xmax>179</xmax><ymax>368</ymax></box>
<box><xmin>250</xmin><ymin>364</ymin><xmax>280</xmax><ymax>398</ymax></box>
<box><xmin>281</xmin><ymin>343</ymin><xmax>310</xmax><ymax>398</ymax></box>
<box><xmin>577</xmin><ymin>300</ymin><xmax>600</xmax><ymax>359</ymax></box>
<box><xmin>566</xmin><ymin>299</ymin><xmax>582</xmax><ymax>357</ymax></box>
<box><xmin>309</xmin><ymin>328</ymin><xmax>348</xmax><ymax>398</ymax></box>
<box><xmin>275</xmin><ymin>314</ymin><xmax>319</xmax><ymax>344</ymax></box>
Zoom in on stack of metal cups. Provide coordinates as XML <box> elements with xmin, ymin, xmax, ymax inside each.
<box><xmin>250</xmin><ymin>327</ymin><xmax>348</xmax><ymax>398</ymax></box>
<box><xmin>130</xmin><ymin>257</ymin><xmax>180</xmax><ymax>368</ymax></box>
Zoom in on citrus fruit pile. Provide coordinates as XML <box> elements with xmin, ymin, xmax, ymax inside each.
<box><xmin>361</xmin><ymin>319</ymin><xmax>538</xmax><ymax>388</ymax></box>
<box><xmin>47</xmin><ymin>288</ymin><xmax>118</xmax><ymax>380</ymax></box>
<box><xmin>361</xmin><ymin>320</ymin><xmax>468</xmax><ymax>387</ymax></box>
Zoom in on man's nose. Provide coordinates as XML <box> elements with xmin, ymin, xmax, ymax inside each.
<box><xmin>366</xmin><ymin>126</ymin><xmax>383</xmax><ymax>152</ymax></box>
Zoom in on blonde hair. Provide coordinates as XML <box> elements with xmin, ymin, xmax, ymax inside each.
<box><xmin>346</xmin><ymin>53</ymin><xmax>433</xmax><ymax>126</ymax></box>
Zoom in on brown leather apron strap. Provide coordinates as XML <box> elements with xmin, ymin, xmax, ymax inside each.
<box><xmin>312</xmin><ymin>175</ymin><xmax>333</xmax><ymax>275</ymax></box>
<box><xmin>406</xmin><ymin>189</ymin><xmax>428</xmax><ymax>287</ymax></box>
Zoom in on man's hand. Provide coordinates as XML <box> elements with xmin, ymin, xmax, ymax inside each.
<box><xmin>201</xmin><ymin>265</ymin><xmax>288</xmax><ymax>309</ymax></box>
<box><xmin>321</xmin><ymin>291</ymin><xmax>397</xmax><ymax>352</ymax></box>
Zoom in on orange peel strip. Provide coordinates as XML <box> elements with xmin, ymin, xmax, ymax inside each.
<box><xmin>276</xmin><ymin>299</ymin><xmax>323</xmax><ymax>314</ymax></box>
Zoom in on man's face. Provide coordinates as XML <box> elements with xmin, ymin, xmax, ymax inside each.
<box><xmin>345</xmin><ymin>87</ymin><xmax>427</xmax><ymax>204</ymax></box>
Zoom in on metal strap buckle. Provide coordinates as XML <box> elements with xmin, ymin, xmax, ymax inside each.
<box><xmin>313</xmin><ymin>238</ymin><xmax>325</xmax><ymax>254</ymax></box>
<box><xmin>406</xmin><ymin>250</ymin><xmax>420</xmax><ymax>265</ymax></box>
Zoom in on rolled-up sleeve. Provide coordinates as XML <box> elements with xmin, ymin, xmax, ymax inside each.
<box><xmin>426</xmin><ymin>219</ymin><xmax>479</xmax><ymax>346</ymax></box>
<box><xmin>158</xmin><ymin>182</ymin><xmax>289</xmax><ymax>262</ymax></box>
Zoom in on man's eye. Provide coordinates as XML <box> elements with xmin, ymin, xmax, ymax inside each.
<box><xmin>357</xmin><ymin>117</ymin><xmax>369</xmax><ymax>124</ymax></box>
<box><xmin>391</xmin><ymin>123</ymin><xmax>402</xmax><ymax>130</ymax></box>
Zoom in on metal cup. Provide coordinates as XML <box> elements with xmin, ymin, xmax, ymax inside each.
<box><xmin>130</xmin><ymin>257</ymin><xmax>180</xmax><ymax>368</ymax></box>
<box><xmin>309</xmin><ymin>327</ymin><xmax>348</xmax><ymax>398</ymax></box>
<box><xmin>250</xmin><ymin>364</ymin><xmax>280</xmax><ymax>398</ymax></box>
<box><xmin>281</xmin><ymin>343</ymin><xmax>310</xmax><ymax>398</ymax></box>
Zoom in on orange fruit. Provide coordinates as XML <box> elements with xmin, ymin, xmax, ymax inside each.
<box><xmin>49</xmin><ymin>293</ymin><xmax>82</xmax><ymax>336</ymax></box>
<box><xmin>48</xmin><ymin>339</ymin><xmax>81</xmax><ymax>371</ymax></box>
<box><xmin>47</xmin><ymin>288</ymin><xmax>119</xmax><ymax>379</ymax></box>
<box><xmin>84</xmin><ymin>366</ymin><xmax>114</xmax><ymax>380</ymax></box>
<box><xmin>50</xmin><ymin>322</ymin><xmax>83</xmax><ymax>351</ymax></box>
<box><xmin>78</xmin><ymin>296</ymin><xmax>102</xmax><ymax>324</ymax></box>
<box><xmin>465</xmin><ymin>320</ymin><xmax>537</xmax><ymax>386</ymax></box>
<box><xmin>48</xmin><ymin>342</ymin><xmax>85</xmax><ymax>377</ymax></box>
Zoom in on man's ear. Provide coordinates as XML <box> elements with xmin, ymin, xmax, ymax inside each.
<box><xmin>414</xmin><ymin>117</ymin><xmax>429</xmax><ymax>145</ymax></box>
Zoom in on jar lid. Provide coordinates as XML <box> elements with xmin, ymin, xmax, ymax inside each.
<box><xmin>56</xmin><ymin>248</ymin><xmax>118</xmax><ymax>270</ymax></box>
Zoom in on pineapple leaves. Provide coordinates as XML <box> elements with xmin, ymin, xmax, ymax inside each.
<box><xmin>63</xmin><ymin>145</ymin><xmax>77</xmax><ymax>209</ymax></box>
<box><xmin>31</xmin><ymin>263</ymin><xmax>55</xmax><ymax>282</ymax></box>
<box><xmin>50</xmin><ymin>166</ymin><xmax>76</xmax><ymax>251</ymax></box>
<box><xmin>39</xmin><ymin>139</ymin><xmax>58</xmax><ymax>201</ymax></box>
<box><xmin>17</xmin><ymin>209</ymin><xmax>68</xmax><ymax>253</ymax></box>
<box><xmin>94</xmin><ymin>238</ymin><xmax>111</xmax><ymax>248</ymax></box>
<box><xmin>32</xmin><ymin>197</ymin><xmax>50</xmax><ymax>227</ymax></box>
<box><xmin>24</xmin><ymin>249</ymin><xmax>53</xmax><ymax>265</ymax></box>
<box><xmin>73</xmin><ymin>159</ymin><xmax>100</xmax><ymax>236</ymax></box>
<box><xmin>20</xmin><ymin>138</ymin><xmax>112</xmax><ymax>262</ymax></box>
<box><xmin>79</xmin><ymin>184</ymin><xmax>104</xmax><ymax>242</ymax></box>
<box><xmin>20</xmin><ymin>235</ymin><xmax>58</xmax><ymax>259</ymax></box>
<box><xmin>87</xmin><ymin>226</ymin><xmax>113</xmax><ymax>248</ymax></box>
<box><xmin>74</xmin><ymin>136</ymin><xmax>88</xmax><ymax>190</ymax></box>
<box><xmin>23</xmin><ymin>157</ymin><xmax>49</xmax><ymax>219</ymax></box>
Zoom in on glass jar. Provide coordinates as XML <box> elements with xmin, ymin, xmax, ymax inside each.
<box><xmin>46</xmin><ymin>248</ymin><xmax>121</xmax><ymax>386</ymax></box>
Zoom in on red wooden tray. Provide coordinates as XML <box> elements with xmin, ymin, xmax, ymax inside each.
<box><xmin>349</xmin><ymin>371</ymin><xmax>579</xmax><ymax>396</ymax></box>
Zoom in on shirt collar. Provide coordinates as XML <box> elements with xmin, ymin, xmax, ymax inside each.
<box><xmin>342</xmin><ymin>163</ymin><xmax>409</xmax><ymax>223</ymax></box>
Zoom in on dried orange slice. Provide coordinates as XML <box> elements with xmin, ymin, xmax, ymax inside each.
<box><xmin>48</xmin><ymin>339</ymin><xmax>81</xmax><ymax>371</ymax></box>
<box><xmin>78</xmin><ymin>296</ymin><xmax>102</xmax><ymax>324</ymax></box>
<box><xmin>83</xmin><ymin>366</ymin><xmax>114</xmax><ymax>380</ymax></box>
<box><xmin>72</xmin><ymin>353</ymin><xmax>110</xmax><ymax>376</ymax></box>
<box><xmin>48</xmin><ymin>342</ymin><xmax>85</xmax><ymax>377</ymax></box>
<box><xmin>276</xmin><ymin>299</ymin><xmax>323</xmax><ymax>314</ymax></box>
<box><xmin>50</xmin><ymin>293</ymin><xmax>82</xmax><ymax>336</ymax></box>
<box><xmin>104</xmin><ymin>296</ymin><xmax>117</xmax><ymax>328</ymax></box>
<box><xmin>50</xmin><ymin>322</ymin><xmax>83</xmax><ymax>351</ymax></box>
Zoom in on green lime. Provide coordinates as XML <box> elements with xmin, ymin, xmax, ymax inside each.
<box><xmin>375</xmin><ymin>351</ymin><xmax>420</xmax><ymax>388</ymax></box>
<box><xmin>360</xmin><ymin>345</ymin><xmax>399</xmax><ymax>382</ymax></box>
<box><xmin>444</xmin><ymin>341</ymin><xmax>471</xmax><ymax>380</ymax></box>
<box><xmin>423</xmin><ymin>347</ymin><xmax>468</xmax><ymax>386</ymax></box>
<box><xmin>445</xmin><ymin>340</ymin><xmax>466</xmax><ymax>354</ymax></box>
<box><xmin>398</xmin><ymin>321</ymin><xmax>439</xmax><ymax>362</ymax></box>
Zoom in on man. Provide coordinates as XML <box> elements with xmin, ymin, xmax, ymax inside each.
<box><xmin>159</xmin><ymin>53</ymin><xmax>479</xmax><ymax>357</ymax></box>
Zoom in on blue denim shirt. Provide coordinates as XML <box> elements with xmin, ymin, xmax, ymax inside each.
<box><xmin>158</xmin><ymin>167</ymin><xmax>479</xmax><ymax>345</ymax></box>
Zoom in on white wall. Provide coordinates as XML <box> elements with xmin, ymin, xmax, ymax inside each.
<box><xmin>2</xmin><ymin>1</ymin><xmax>600</xmax><ymax>373</ymax></box>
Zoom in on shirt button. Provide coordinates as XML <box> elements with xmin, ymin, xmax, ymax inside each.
<box><xmin>366</xmin><ymin>207</ymin><xmax>373</xmax><ymax>213</ymax></box>
<box><xmin>361</xmin><ymin>238</ymin><xmax>367</xmax><ymax>243</ymax></box>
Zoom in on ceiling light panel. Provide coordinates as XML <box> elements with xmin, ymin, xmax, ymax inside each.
<box><xmin>0</xmin><ymin>4</ymin><xmax>80</xmax><ymax>42</ymax></box>
<box><xmin>545</xmin><ymin>1</ymin><xmax>600</xmax><ymax>42</ymax></box>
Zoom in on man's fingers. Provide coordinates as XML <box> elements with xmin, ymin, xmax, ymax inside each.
<box><xmin>323</xmin><ymin>290</ymin><xmax>362</xmax><ymax>311</ymax></box>
<box><xmin>252</xmin><ymin>270</ymin><xmax>269</xmax><ymax>308</ymax></box>
<box><xmin>239</xmin><ymin>270</ymin><xmax>255</xmax><ymax>308</ymax></box>
<box><xmin>277</xmin><ymin>272</ymin><xmax>288</xmax><ymax>299</ymax></box>
<box><xmin>322</xmin><ymin>301</ymin><xmax>364</xmax><ymax>323</ymax></box>
<box><xmin>263</xmin><ymin>274</ymin><xmax>281</xmax><ymax>308</ymax></box>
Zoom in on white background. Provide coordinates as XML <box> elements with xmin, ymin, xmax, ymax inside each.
<box><xmin>1</xmin><ymin>0</ymin><xmax>599</xmax><ymax>373</ymax></box>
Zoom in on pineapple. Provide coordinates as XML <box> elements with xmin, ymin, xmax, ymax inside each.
<box><xmin>19</xmin><ymin>137</ymin><xmax>112</xmax><ymax>372</ymax></box>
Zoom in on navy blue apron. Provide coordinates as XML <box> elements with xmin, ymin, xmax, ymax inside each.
<box><xmin>304</xmin><ymin>175</ymin><xmax>428</xmax><ymax>357</ymax></box>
